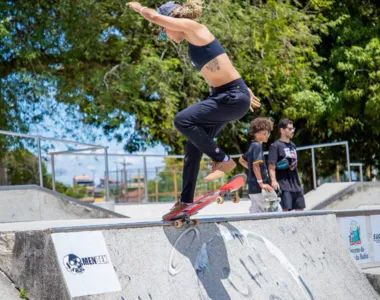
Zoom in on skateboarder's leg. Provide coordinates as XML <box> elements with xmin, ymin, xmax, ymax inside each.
<box><xmin>180</xmin><ymin>123</ymin><xmax>226</xmax><ymax>203</ymax></box>
<box><xmin>180</xmin><ymin>140</ymin><xmax>202</xmax><ymax>204</ymax></box>
<box><xmin>174</xmin><ymin>89</ymin><xmax>250</xmax><ymax>182</ymax></box>
<box><xmin>162</xmin><ymin>125</ymin><xmax>225</xmax><ymax>219</ymax></box>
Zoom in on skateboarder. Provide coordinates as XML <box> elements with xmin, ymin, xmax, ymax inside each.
<box><xmin>268</xmin><ymin>119</ymin><xmax>305</xmax><ymax>211</ymax></box>
<box><xmin>239</xmin><ymin>117</ymin><xmax>274</xmax><ymax>213</ymax></box>
<box><xmin>127</xmin><ymin>1</ymin><xmax>261</xmax><ymax>220</ymax></box>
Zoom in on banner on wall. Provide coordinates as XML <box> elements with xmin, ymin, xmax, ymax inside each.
<box><xmin>371</xmin><ymin>215</ymin><xmax>380</xmax><ymax>262</ymax></box>
<box><xmin>339</xmin><ymin>216</ymin><xmax>370</xmax><ymax>264</ymax></box>
<box><xmin>52</xmin><ymin>231</ymin><xmax>121</xmax><ymax>298</ymax></box>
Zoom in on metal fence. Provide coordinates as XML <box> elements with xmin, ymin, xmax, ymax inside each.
<box><xmin>0</xmin><ymin>130</ymin><xmax>111</xmax><ymax>201</ymax></box>
<box><xmin>51</xmin><ymin>141</ymin><xmax>359</xmax><ymax>203</ymax></box>
<box><xmin>0</xmin><ymin>129</ymin><xmax>364</xmax><ymax>203</ymax></box>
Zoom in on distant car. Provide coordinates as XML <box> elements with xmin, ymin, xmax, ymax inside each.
<box><xmin>94</xmin><ymin>189</ymin><xmax>105</xmax><ymax>203</ymax></box>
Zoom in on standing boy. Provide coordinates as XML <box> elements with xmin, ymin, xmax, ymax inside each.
<box><xmin>239</xmin><ymin>117</ymin><xmax>273</xmax><ymax>213</ymax></box>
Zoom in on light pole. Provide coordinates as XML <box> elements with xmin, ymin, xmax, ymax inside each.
<box><xmin>114</xmin><ymin>162</ymin><xmax>119</xmax><ymax>201</ymax></box>
<box><xmin>119</xmin><ymin>160</ymin><xmax>132</xmax><ymax>202</ymax></box>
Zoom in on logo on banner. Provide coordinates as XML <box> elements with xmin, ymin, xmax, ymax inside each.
<box><xmin>349</xmin><ymin>221</ymin><xmax>361</xmax><ymax>246</ymax></box>
<box><xmin>63</xmin><ymin>253</ymin><xmax>109</xmax><ymax>275</ymax></box>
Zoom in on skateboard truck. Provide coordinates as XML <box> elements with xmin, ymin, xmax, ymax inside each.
<box><xmin>173</xmin><ymin>217</ymin><xmax>200</xmax><ymax>229</ymax></box>
<box><xmin>216</xmin><ymin>190</ymin><xmax>240</xmax><ymax>204</ymax></box>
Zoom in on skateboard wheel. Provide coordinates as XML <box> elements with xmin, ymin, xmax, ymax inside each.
<box><xmin>216</xmin><ymin>196</ymin><xmax>225</xmax><ymax>204</ymax></box>
<box><xmin>174</xmin><ymin>220</ymin><xmax>183</xmax><ymax>229</ymax></box>
<box><xmin>194</xmin><ymin>219</ymin><xmax>200</xmax><ymax>226</ymax></box>
<box><xmin>232</xmin><ymin>196</ymin><xmax>240</xmax><ymax>203</ymax></box>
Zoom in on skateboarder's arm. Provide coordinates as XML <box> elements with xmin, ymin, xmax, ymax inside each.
<box><xmin>239</xmin><ymin>156</ymin><xmax>248</xmax><ymax>169</ymax></box>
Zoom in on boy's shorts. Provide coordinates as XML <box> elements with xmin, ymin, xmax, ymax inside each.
<box><xmin>281</xmin><ymin>191</ymin><xmax>306</xmax><ymax>210</ymax></box>
<box><xmin>248</xmin><ymin>193</ymin><xmax>265</xmax><ymax>213</ymax></box>
<box><xmin>249</xmin><ymin>192</ymin><xmax>283</xmax><ymax>213</ymax></box>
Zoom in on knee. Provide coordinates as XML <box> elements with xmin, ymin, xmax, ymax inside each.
<box><xmin>174</xmin><ymin>113</ymin><xmax>187</xmax><ymax>131</ymax></box>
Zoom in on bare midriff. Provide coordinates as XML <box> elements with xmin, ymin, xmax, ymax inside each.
<box><xmin>200</xmin><ymin>53</ymin><xmax>242</xmax><ymax>88</ymax></box>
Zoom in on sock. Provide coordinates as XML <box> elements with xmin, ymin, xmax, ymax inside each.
<box><xmin>223</xmin><ymin>155</ymin><xmax>229</xmax><ymax>162</ymax></box>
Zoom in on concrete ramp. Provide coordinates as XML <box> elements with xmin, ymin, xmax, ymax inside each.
<box><xmin>322</xmin><ymin>183</ymin><xmax>380</xmax><ymax>210</ymax></box>
<box><xmin>0</xmin><ymin>271</ymin><xmax>19</xmax><ymax>300</ymax></box>
<box><xmin>0</xmin><ymin>212</ymin><xmax>378</xmax><ymax>299</ymax></box>
<box><xmin>0</xmin><ymin>185</ymin><xmax>126</xmax><ymax>223</ymax></box>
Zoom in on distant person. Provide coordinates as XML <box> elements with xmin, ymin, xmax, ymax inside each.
<box><xmin>268</xmin><ymin>119</ymin><xmax>305</xmax><ymax>211</ymax></box>
<box><xmin>239</xmin><ymin>117</ymin><xmax>273</xmax><ymax>213</ymax></box>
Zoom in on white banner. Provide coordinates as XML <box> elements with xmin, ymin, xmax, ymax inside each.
<box><xmin>339</xmin><ymin>216</ymin><xmax>370</xmax><ymax>264</ymax></box>
<box><xmin>371</xmin><ymin>215</ymin><xmax>380</xmax><ymax>262</ymax></box>
<box><xmin>52</xmin><ymin>231</ymin><xmax>121</xmax><ymax>298</ymax></box>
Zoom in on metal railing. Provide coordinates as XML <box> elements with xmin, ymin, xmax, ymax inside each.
<box><xmin>51</xmin><ymin>140</ymin><xmax>355</xmax><ymax>202</ymax></box>
<box><xmin>0</xmin><ymin>130</ymin><xmax>111</xmax><ymax>201</ymax></box>
<box><xmin>0</xmin><ymin>127</ymin><xmax>362</xmax><ymax>203</ymax></box>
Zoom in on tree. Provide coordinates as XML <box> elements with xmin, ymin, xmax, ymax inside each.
<box><xmin>5</xmin><ymin>148</ymin><xmax>87</xmax><ymax>198</ymax></box>
<box><xmin>1</xmin><ymin>0</ymin><xmax>380</xmax><ymax>186</ymax></box>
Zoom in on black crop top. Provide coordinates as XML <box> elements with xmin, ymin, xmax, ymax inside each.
<box><xmin>188</xmin><ymin>38</ymin><xmax>226</xmax><ymax>71</ymax></box>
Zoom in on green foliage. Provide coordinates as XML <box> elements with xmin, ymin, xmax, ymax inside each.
<box><xmin>5</xmin><ymin>148</ymin><xmax>87</xmax><ymax>198</ymax></box>
<box><xmin>1</xmin><ymin>0</ymin><xmax>380</xmax><ymax>182</ymax></box>
<box><xmin>19</xmin><ymin>288</ymin><xmax>29</xmax><ymax>299</ymax></box>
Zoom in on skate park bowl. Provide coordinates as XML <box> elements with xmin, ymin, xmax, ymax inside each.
<box><xmin>0</xmin><ymin>208</ymin><xmax>380</xmax><ymax>299</ymax></box>
<box><xmin>0</xmin><ymin>183</ymin><xmax>380</xmax><ymax>299</ymax></box>
<box><xmin>0</xmin><ymin>185</ymin><xmax>126</xmax><ymax>224</ymax></box>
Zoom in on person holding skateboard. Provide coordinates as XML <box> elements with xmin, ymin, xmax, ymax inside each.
<box><xmin>127</xmin><ymin>1</ymin><xmax>261</xmax><ymax>220</ymax></box>
<box><xmin>268</xmin><ymin>119</ymin><xmax>305</xmax><ymax>211</ymax></box>
<box><xmin>239</xmin><ymin>117</ymin><xmax>274</xmax><ymax>213</ymax></box>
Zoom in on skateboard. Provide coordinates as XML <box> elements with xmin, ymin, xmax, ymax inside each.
<box><xmin>263</xmin><ymin>189</ymin><xmax>282</xmax><ymax>212</ymax></box>
<box><xmin>165</xmin><ymin>173</ymin><xmax>247</xmax><ymax>228</ymax></box>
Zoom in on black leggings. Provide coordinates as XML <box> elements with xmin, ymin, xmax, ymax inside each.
<box><xmin>174</xmin><ymin>78</ymin><xmax>251</xmax><ymax>203</ymax></box>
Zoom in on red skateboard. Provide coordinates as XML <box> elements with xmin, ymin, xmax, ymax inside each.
<box><xmin>165</xmin><ymin>173</ymin><xmax>247</xmax><ymax>228</ymax></box>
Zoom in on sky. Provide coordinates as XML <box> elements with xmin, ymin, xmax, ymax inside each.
<box><xmin>26</xmin><ymin>102</ymin><xmax>171</xmax><ymax>186</ymax></box>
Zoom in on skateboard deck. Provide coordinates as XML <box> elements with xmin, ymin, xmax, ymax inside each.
<box><xmin>164</xmin><ymin>173</ymin><xmax>247</xmax><ymax>228</ymax></box>
<box><xmin>263</xmin><ymin>189</ymin><xmax>282</xmax><ymax>212</ymax></box>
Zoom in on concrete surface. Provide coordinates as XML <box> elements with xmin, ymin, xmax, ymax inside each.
<box><xmin>322</xmin><ymin>183</ymin><xmax>380</xmax><ymax>210</ymax></box>
<box><xmin>93</xmin><ymin>201</ymin><xmax>115</xmax><ymax>211</ymax></box>
<box><xmin>305</xmin><ymin>182</ymin><xmax>357</xmax><ymax>210</ymax></box>
<box><xmin>0</xmin><ymin>270</ymin><xmax>19</xmax><ymax>300</ymax></box>
<box><xmin>1</xmin><ymin>212</ymin><xmax>379</xmax><ymax>300</ymax></box>
<box><xmin>0</xmin><ymin>185</ymin><xmax>126</xmax><ymax>223</ymax></box>
<box><xmin>115</xmin><ymin>199</ymin><xmax>252</xmax><ymax>219</ymax></box>
<box><xmin>365</xmin><ymin>268</ymin><xmax>380</xmax><ymax>295</ymax></box>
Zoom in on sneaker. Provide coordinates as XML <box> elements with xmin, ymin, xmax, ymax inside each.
<box><xmin>162</xmin><ymin>201</ymin><xmax>191</xmax><ymax>220</ymax></box>
<box><xmin>203</xmin><ymin>158</ymin><xmax>236</xmax><ymax>182</ymax></box>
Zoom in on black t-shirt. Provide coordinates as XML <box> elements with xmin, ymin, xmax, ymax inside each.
<box><xmin>242</xmin><ymin>142</ymin><xmax>269</xmax><ymax>194</ymax></box>
<box><xmin>268</xmin><ymin>140</ymin><xmax>303</xmax><ymax>193</ymax></box>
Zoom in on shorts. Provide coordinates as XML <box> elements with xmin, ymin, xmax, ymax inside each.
<box><xmin>248</xmin><ymin>194</ymin><xmax>265</xmax><ymax>213</ymax></box>
<box><xmin>281</xmin><ymin>191</ymin><xmax>305</xmax><ymax>210</ymax></box>
<box><xmin>249</xmin><ymin>193</ymin><xmax>283</xmax><ymax>213</ymax></box>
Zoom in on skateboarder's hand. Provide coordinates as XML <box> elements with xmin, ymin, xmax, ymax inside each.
<box><xmin>262</xmin><ymin>184</ymin><xmax>273</xmax><ymax>193</ymax></box>
<box><xmin>271</xmin><ymin>181</ymin><xmax>280</xmax><ymax>190</ymax></box>
<box><xmin>248</xmin><ymin>88</ymin><xmax>261</xmax><ymax>112</ymax></box>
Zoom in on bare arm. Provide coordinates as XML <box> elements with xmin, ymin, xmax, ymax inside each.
<box><xmin>127</xmin><ymin>2</ymin><xmax>204</xmax><ymax>33</ymax></box>
<box><xmin>253</xmin><ymin>163</ymin><xmax>273</xmax><ymax>192</ymax></box>
<box><xmin>269</xmin><ymin>163</ymin><xmax>280</xmax><ymax>190</ymax></box>
<box><xmin>239</xmin><ymin>156</ymin><xmax>248</xmax><ymax>169</ymax></box>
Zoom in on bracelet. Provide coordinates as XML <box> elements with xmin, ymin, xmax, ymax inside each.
<box><xmin>257</xmin><ymin>180</ymin><xmax>263</xmax><ymax>183</ymax></box>
<box><xmin>139</xmin><ymin>7</ymin><xmax>147</xmax><ymax>15</ymax></box>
